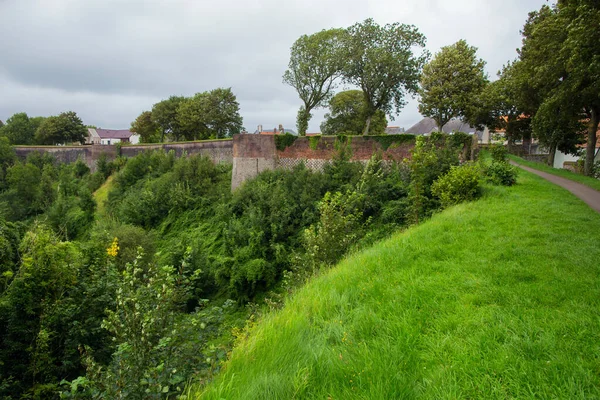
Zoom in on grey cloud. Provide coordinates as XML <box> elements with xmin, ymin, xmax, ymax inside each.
<box><xmin>1</xmin><ymin>0</ymin><xmax>547</xmax><ymax>132</ymax></box>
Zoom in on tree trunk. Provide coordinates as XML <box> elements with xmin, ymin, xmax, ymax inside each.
<box><xmin>584</xmin><ymin>107</ymin><xmax>599</xmax><ymax>176</ymax></box>
<box><xmin>297</xmin><ymin>106</ymin><xmax>310</xmax><ymax>137</ymax></box>
<box><xmin>548</xmin><ymin>144</ymin><xmax>556</xmax><ymax>167</ymax></box>
<box><xmin>363</xmin><ymin>115</ymin><xmax>372</xmax><ymax>135</ymax></box>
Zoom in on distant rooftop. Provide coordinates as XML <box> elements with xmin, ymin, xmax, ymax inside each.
<box><xmin>94</xmin><ymin>129</ymin><xmax>135</xmax><ymax>139</ymax></box>
<box><xmin>406</xmin><ymin>117</ymin><xmax>482</xmax><ymax>136</ymax></box>
<box><xmin>253</xmin><ymin>125</ymin><xmax>297</xmax><ymax>135</ymax></box>
<box><xmin>385</xmin><ymin>126</ymin><xmax>405</xmax><ymax>135</ymax></box>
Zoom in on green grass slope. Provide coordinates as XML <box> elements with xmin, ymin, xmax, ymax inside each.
<box><xmin>93</xmin><ymin>175</ymin><xmax>114</xmax><ymax>218</ymax></box>
<box><xmin>191</xmin><ymin>171</ymin><xmax>600</xmax><ymax>400</ymax></box>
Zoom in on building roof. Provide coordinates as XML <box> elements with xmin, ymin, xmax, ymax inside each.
<box><xmin>385</xmin><ymin>126</ymin><xmax>405</xmax><ymax>135</ymax></box>
<box><xmin>406</xmin><ymin>117</ymin><xmax>482</xmax><ymax>136</ymax></box>
<box><xmin>254</xmin><ymin>128</ymin><xmax>298</xmax><ymax>135</ymax></box>
<box><xmin>95</xmin><ymin>129</ymin><xmax>135</xmax><ymax>139</ymax></box>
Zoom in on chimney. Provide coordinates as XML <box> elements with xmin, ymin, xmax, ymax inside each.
<box><xmin>279</xmin><ymin>124</ymin><xmax>284</xmax><ymax>133</ymax></box>
<box><xmin>258</xmin><ymin>124</ymin><xmax>262</xmax><ymax>134</ymax></box>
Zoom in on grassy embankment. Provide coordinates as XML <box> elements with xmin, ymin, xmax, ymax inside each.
<box><xmin>92</xmin><ymin>175</ymin><xmax>114</xmax><ymax>218</ymax></box>
<box><xmin>189</xmin><ymin>169</ymin><xmax>600</xmax><ymax>399</ymax></box>
<box><xmin>509</xmin><ymin>154</ymin><xmax>600</xmax><ymax>191</ymax></box>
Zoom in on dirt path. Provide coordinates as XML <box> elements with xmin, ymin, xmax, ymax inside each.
<box><xmin>511</xmin><ymin>161</ymin><xmax>600</xmax><ymax>213</ymax></box>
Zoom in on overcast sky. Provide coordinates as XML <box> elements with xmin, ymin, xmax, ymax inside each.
<box><xmin>0</xmin><ymin>0</ymin><xmax>547</xmax><ymax>133</ymax></box>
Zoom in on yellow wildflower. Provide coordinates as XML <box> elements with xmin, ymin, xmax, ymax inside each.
<box><xmin>107</xmin><ymin>237</ymin><xmax>119</xmax><ymax>258</ymax></box>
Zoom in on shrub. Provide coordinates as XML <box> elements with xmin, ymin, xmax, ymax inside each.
<box><xmin>303</xmin><ymin>191</ymin><xmax>363</xmax><ymax>268</ymax></box>
<box><xmin>274</xmin><ymin>133</ymin><xmax>298</xmax><ymax>151</ymax></box>
<box><xmin>431</xmin><ymin>163</ymin><xmax>481</xmax><ymax>208</ymax></box>
<box><xmin>489</xmin><ymin>144</ymin><xmax>508</xmax><ymax>163</ymax></box>
<box><xmin>484</xmin><ymin>161</ymin><xmax>518</xmax><ymax>186</ymax></box>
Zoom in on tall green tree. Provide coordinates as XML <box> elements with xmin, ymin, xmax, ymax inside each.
<box><xmin>130</xmin><ymin>111</ymin><xmax>161</xmax><ymax>143</ymax></box>
<box><xmin>177</xmin><ymin>93</ymin><xmax>210</xmax><ymax>141</ymax></box>
<box><xmin>0</xmin><ymin>137</ymin><xmax>16</xmax><ymax>191</ymax></box>
<box><xmin>558</xmin><ymin>0</ymin><xmax>600</xmax><ymax>175</ymax></box>
<box><xmin>34</xmin><ymin>111</ymin><xmax>87</xmax><ymax>145</ymax></box>
<box><xmin>177</xmin><ymin>88</ymin><xmax>243</xmax><ymax>140</ymax></box>
<box><xmin>418</xmin><ymin>40</ymin><xmax>488</xmax><ymax>131</ymax></box>
<box><xmin>152</xmin><ymin>96</ymin><xmax>186</xmax><ymax>142</ymax></box>
<box><xmin>204</xmin><ymin>88</ymin><xmax>243</xmax><ymax>139</ymax></box>
<box><xmin>342</xmin><ymin>19</ymin><xmax>428</xmax><ymax>135</ymax></box>
<box><xmin>518</xmin><ymin>2</ymin><xmax>599</xmax><ymax>173</ymax></box>
<box><xmin>0</xmin><ymin>112</ymin><xmax>39</xmax><ymax>145</ymax></box>
<box><xmin>283</xmin><ymin>29</ymin><xmax>346</xmax><ymax>136</ymax></box>
<box><xmin>478</xmin><ymin>61</ymin><xmax>534</xmax><ymax>151</ymax></box>
<box><xmin>320</xmin><ymin>90</ymin><xmax>387</xmax><ymax>135</ymax></box>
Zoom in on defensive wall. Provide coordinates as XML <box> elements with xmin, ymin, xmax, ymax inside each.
<box><xmin>13</xmin><ymin>134</ymin><xmax>420</xmax><ymax>190</ymax></box>
<box><xmin>231</xmin><ymin>134</ymin><xmax>416</xmax><ymax>190</ymax></box>
<box><xmin>13</xmin><ymin>139</ymin><xmax>234</xmax><ymax>172</ymax></box>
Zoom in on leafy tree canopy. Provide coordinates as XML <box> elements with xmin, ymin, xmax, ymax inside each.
<box><xmin>130</xmin><ymin>111</ymin><xmax>161</xmax><ymax>143</ymax></box>
<box><xmin>34</xmin><ymin>111</ymin><xmax>87</xmax><ymax>145</ymax></box>
<box><xmin>343</xmin><ymin>18</ymin><xmax>429</xmax><ymax>135</ymax></box>
<box><xmin>418</xmin><ymin>39</ymin><xmax>488</xmax><ymax>131</ymax></box>
<box><xmin>283</xmin><ymin>28</ymin><xmax>346</xmax><ymax>136</ymax></box>
<box><xmin>0</xmin><ymin>112</ymin><xmax>41</xmax><ymax>145</ymax></box>
<box><xmin>177</xmin><ymin>88</ymin><xmax>243</xmax><ymax>140</ymax></box>
<box><xmin>151</xmin><ymin>96</ymin><xmax>186</xmax><ymax>142</ymax></box>
<box><xmin>320</xmin><ymin>90</ymin><xmax>387</xmax><ymax>135</ymax></box>
<box><xmin>518</xmin><ymin>2</ymin><xmax>599</xmax><ymax>172</ymax></box>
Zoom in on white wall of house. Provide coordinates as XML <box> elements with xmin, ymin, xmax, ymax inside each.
<box><xmin>130</xmin><ymin>134</ymin><xmax>140</xmax><ymax>144</ymax></box>
<box><xmin>553</xmin><ymin>150</ymin><xmax>579</xmax><ymax>169</ymax></box>
<box><xmin>86</xmin><ymin>128</ymin><xmax>101</xmax><ymax>145</ymax></box>
<box><xmin>554</xmin><ymin>149</ymin><xmax>600</xmax><ymax>169</ymax></box>
<box><xmin>100</xmin><ymin>138</ymin><xmax>121</xmax><ymax>145</ymax></box>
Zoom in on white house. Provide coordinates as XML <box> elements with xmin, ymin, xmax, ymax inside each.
<box><xmin>86</xmin><ymin>128</ymin><xmax>140</xmax><ymax>145</ymax></box>
<box><xmin>554</xmin><ymin>145</ymin><xmax>600</xmax><ymax>169</ymax></box>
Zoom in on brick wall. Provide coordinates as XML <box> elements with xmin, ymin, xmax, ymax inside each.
<box><xmin>231</xmin><ymin>134</ymin><xmax>415</xmax><ymax>190</ymax></box>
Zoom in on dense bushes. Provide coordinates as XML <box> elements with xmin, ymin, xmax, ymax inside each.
<box><xmin>432</xmin><ymin>163</ymin><xmax>481</xmax><ymax>208</ymax></box>
<box><xmin>0</xmin><ymin>133</ymin><xmax>494</xmax><ymax>399</ymax></box>
<box><xmin>484</xmin><ymin>161</ymin><xmax>518</xmax><ymax>186</ymax></box>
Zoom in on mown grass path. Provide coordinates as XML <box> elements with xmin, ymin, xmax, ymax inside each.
<box><xmin>511</xmin><ymin>161</ymin><xmax>600</xmax><ymax>213</ymax></box>
<box><xmin>192</xmin><ymin>170</ymin><xmax>600</xmax><ymax>400</ymax></box>
<box><xmin>508</xmin><ymin>154</ymin><xmax>600</xmax><ymax>192</ymax></box>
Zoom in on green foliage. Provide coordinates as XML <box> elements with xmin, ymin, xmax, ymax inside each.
<box><xmin>477</xmin><ymin>62</ymin><xmax>534</xmax><ymax>146</ymax></box>
<box><xmin>274</xmin><ymin>133</ymin><xmax>298</xmax><ymax>151</ymax></box>
<box><xmin>308</xmin><ymin>135</ymin><xmax>321</xmax><ymax>150</ymax></box>
<box><xmin>517</xmin><ymin>2</ymin><xmax>599</xmax><ymax>174</ymax></box>
<box><xmin>419</xmin><ymin>39</ymin><xmax>488</xmax><ymax>129</ymax></box>
<box><xmin>484</xmin><ymin>161</ymin><xmax>518</xmax><ymax>186</ymax></box>
<box><xmin>367</xmin><ymin>134</ymin><xmax>416</xmax><ymax>151</ymax></box>
<box><xmin>177</xmin><ymin>88</ymin><xmax>243</xmax><ymax>140</ymax></box>
<box><xmin>408</xmin><ymin>135</ymin><xmax>460</xmax><ymax>223</ymax></box>
<box><xmin>489</xmin><ymin>144</ymin><xmax>508</xmax><ymax>163</ymax></box>
<box><xmin>130</xmin><ymin>110</ymin><xmax>161</xmax><ymax>143</ymax></box>
<box><xmin>34</xmin><ymin>111</ymin><xmax>87</xmax><ymax>145</ymax></box>
<box><xmin>109</xmin><ymin>152</ymin><xmax>230</xmax><ymax>229</ymax></box>
<box><xmin>283</xmin><ymin>29</ymin><xmax>346</xmax><ymax>136</ymax></box>
<box><xmin>193</xmin><ymin>172</ymin><xmax>600</xmax><ymax>400</ymax></box>
<box><xmin>320</xmin><ymin>90</ymin><xmax>388</xmax><ymax>135</ymax></box>
<box><xmin>0</xmin><ymin>112</ymin><xmax>41</xmax><ymax>145</ymax></box>
<box><xmin>0</xmin><ymin>137</ymin><xmax>16</xmax><ymax>191</ymax></box>
<box><xmin>303</xmin><ymin>191</ymin><xmax>363</xmax><ymax>268</ymax></box>
<box><xmin>431</xmin><ymin>163</ymin><xmax>482</xmax><ymax>208</ymax></box>
<box><xmin>0</xmin><ymin>224</ymin><xmax>84</xmax><ymax>397</ymax></box>
<box><xmin>73</xmin><ymin>250</ymin><xmax>227</xmax><ymax>399</ymax></box>
<box><xmin>0</xmin><ymin>218</ymin><xmax>21</xmax><ymax>293</ymax></box>
<box><xmin>152</xmin><ymin>96</ymin><xmax>186</xmax><ymax>142</ymax></box>
<box><xmin>342</xmin><ymin>18</ymin><xmax>429</xmax><ymax>134</ymax></box>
